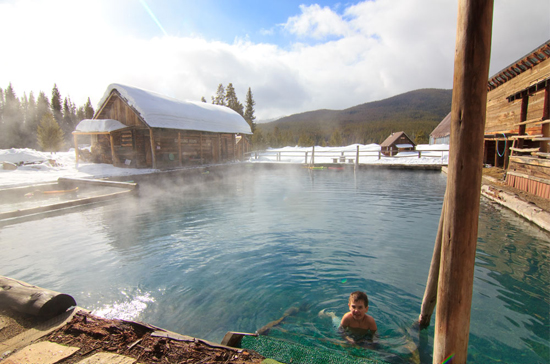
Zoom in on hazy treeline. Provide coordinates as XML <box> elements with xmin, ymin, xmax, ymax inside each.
<box><xmin>0</xmin><ymin>83</ymin><xmax>94</xmax><ymax>151</ymax></box>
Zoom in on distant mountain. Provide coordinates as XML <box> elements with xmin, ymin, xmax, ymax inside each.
<box><xmin>257</xmin><ymin>88</ymin><xmax>452</xmax><ymax>146</ymax></box>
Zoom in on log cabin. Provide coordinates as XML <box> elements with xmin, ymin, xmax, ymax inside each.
<box><xmin>430</xmin><ymin>40</ymin><xmax>550</xmax><ymax>198</ymax></box>
<box><xmin>73</xmin><ymin>84</ymin><xmax>252</xmax><ymax>169</ymax></box>
<box><xmin>380</xmin><ymin>131</ymin><xmax>416</xmax><ymax>156</ymax></box>
<box><xmin>484</xmin><ymin>40</ymin><xmax>550</xmax><ymax>198</ymax></box>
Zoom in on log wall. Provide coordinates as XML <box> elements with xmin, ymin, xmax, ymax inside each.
<box><xmin>485</xmin><ymin>59</ymin><xmax>549</xmax><ymax>135</ymax></box>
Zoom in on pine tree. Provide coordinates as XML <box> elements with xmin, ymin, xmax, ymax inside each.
<box><xmin>84</xmin><ymin>97</ymin><xmax>94</xmax><ymax>119</ymax></box>
<box><xmin>201</xmin><ymin>96</ymin><xmax>207</xmax><ymax>103</ymax></box>
<box><xmin>329</xmin><ymin>130</ymin><xmax>343</xmax><ymax>146</ymax></box>
<box><xmin>76</xmin><ymin>106</ymin><xmax>86</xmax><ymax>121</ymax></box>
<box><xmin>0</xmin><ymin>83</ymin><xmax>24</xmax><ymax>148</ymax></box>
<box><xmin>24</xmin><ymin>91</ymin><xmax>38</xmax><ymax>148</ymax></box>
<box><xmin>244</xmin><ymin>87</ymin><xmax>256</xmax><ymax>133</ymax></box>
<box><xmin>211</xmin><ymin>84</ymin><xmax>225</xmax><ymax>105</ymax></box>
<box><xmin>51</xmin><ymin>84</ymin><xmax>63</xmax><ymax>124</ymax></box>
<box><xmin>36</xmin><ymin>91</ymin><xmax>51</xmax><ymax>124</ymax></box>
<box><xmin>62</xmin><ymin>97</ymin><xmax>74</xmax><ymax>138</ymax></box>
<box><xmin>225</xmin><ymin>83</ymin><xmax>244</xmax><ymax>116</ymax></box>
<box><xmin>37</xmin><ymin>112</ymin><xmax>64</xmax><ymax>152</ymax></box>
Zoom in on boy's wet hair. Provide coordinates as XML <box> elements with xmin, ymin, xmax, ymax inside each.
<box><xmin>349</xmin><ymin>291</ymin><xmax>369</xmax><ymax>307</ymax></box>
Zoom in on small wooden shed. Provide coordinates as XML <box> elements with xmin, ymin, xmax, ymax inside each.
<box><xmin>380</xmin><ymin>131</ymin><xmax>416</xmax><ymax>156</ymax></box>
<box><xmin>483</xmin><ymin>40</ymin><xmax>550</xmax><ymax>197</ymax></box>
<box><xmin>73</xmin><ymin>84</ymin><xmax>252</xmax><ymax>169</ymax></box>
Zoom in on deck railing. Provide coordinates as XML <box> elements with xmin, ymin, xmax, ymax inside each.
<box><xmin>245</xmin><ymin>146</ymin><xmax>448</xmax><ymax>164</ymax></box>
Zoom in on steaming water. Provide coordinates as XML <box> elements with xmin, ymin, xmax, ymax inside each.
<box><xmin>0</xmin><ymin>168</ymin><xmax>548</xmax><ymax>363</ymax></box>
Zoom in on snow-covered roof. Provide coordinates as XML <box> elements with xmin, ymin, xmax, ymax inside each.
<box><xmin>97</xmin><ymin>83</ymin><xmax>252</xmax><ymax>135</ymax></box>
<box><xmin>396</xmin><ymin>144</ymin><xmax>413</xmax><ymax>149</ymax></box>
<box><xmin>75</xmin><ymin>119</ymin><xmax>128</xmax><ymax>133</ymax></box>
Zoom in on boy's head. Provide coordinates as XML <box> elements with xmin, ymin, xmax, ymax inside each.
<box><xmin>349</xmin><ymin>291</ymin><xmax>369</xmax><ymax>307</ymax></box>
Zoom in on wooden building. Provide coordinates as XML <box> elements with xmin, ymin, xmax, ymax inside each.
<box><xmin>483</xmin><ymin>40</ymin><xmax>550</xmax><ymax>198</ymax></box>
<box><xmin>73</xmin><ymin>84</ymin><xmax>252</xmax><ymax>169</ymax></box>
<box><xmin>380</xmin><ymin>131</ymin><xmax>416</xmax><ymax>156</ymax></box>
<box><xmin>429</xmin><ymin>112</ymin><xmax>451</xmax><ymax>145</ymax></box>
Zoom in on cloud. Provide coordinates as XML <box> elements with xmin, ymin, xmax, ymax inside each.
<box><xmin>0</xmin><ymin>0</ymin><xmax>548</xmax><ymax>121</ymax></box>
<box><xmin>282</xmin><ymin>4</ymin><xmax>352</xmax><ymax>39</ymax></box>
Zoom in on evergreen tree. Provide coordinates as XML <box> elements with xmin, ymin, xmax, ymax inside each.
<box><xmin>329</xmin><ymin>129</ymin><xmax>343</xmax><ymax>146</ymax></box>
<box><xmin>244</xmin><ymin>87</ymin><xmax>256</xmax><ymax>133</ymax></box>
<box><xmin>36</xmin><ymin>91</ymin><xmax>51</xmax><ymax>124</ymax></box>
<box><xmin>62</xmin><ymin>97</ymin><xmax>74</xmax><ymax>138</ymax></box>
<box><xmin>51</xmin><ymin>84</ymin><xmax>63</xmax><ymax>124</ymax></box>
<box><xmin>201</xmin><ymin>96</ymin><xmax>207</xmax><ymax>103</ymax></box>
<box><xmin>24</xmin><ymin>91</ymin><xmax>38</xmax><ymax>148</ymax></box>
<box><xmin>84</xmin><ymin>97</ymin><xmax>94</xmax><ymax>119</ymax></box>
<box><xmin>0</xmin><ymin>83</ymin><xmax>24</xmax><ymax>148</ymax></box>
<box><xmin>37</xmin><ymin>112</ymin><xmax>64</xmax><ymax>152</ymax></box>
<box><xmin>211</xmin><ymin>84</ymin><xmax>225</xmax><ymax>106</ymax></box>
<box><xmin>251</xmin><ymin>129</ymin><xmax>266</xmax><ymax>150</ymax></box>
<box><xmin>225</xmin><ymin>83</ymin><xmax>244</xmax><ymax>116</ymax></box>
<box><xmin>76</xmin><ymin>106</ymin><xmax>86</xmax><ymax>121</ymax></box>
<box><xmin>297</xmin><ymin>133</ymin><xmax>314</xmax><ymax>147</ymax></box>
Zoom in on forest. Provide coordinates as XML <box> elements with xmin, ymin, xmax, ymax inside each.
<box><xmin>0</xmin><ymin>83</ymin><xmax>94</xmax><ymax>152</ymax></box>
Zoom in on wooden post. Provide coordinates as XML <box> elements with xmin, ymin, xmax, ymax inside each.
<box><xmin>542</xmin><ymin>86</ymin><xmax>550</xmax><ymax>153</ymax></box>
<box><xmin>419</xmin><ymin>193</ymin><xmax>446</xmax><ymax>328</ymax></box>
<box><xmin>109</xmin><ymin>134</ymin><xmax>117</xmax><ymax>167</ymax></box>
<box><xmin>305</xmin><ymin>151</ymin><xmax>308</xmax><ymax>164</ymax></box>
<box><xmin>178</xmin><ymin>132</ymin><xmax>182</xmax><ymax>167</ymax></box>
<box><xmin>200</xmin><ymin>132</ymin><xmax>204</xmax><ymax>164</ymax></box>
<box><xmin>149</xmin><ymin>129</ymin><xmax>156</xmax><ymax>169</ymax></box>
<box><xmin>73</xmin><ymin>134</ymin><xmax>79</xmax><ymax>164</ymax></box>
<box><xmin>311</xmin><ymin>146</ymin><xmax>315</xmax><ymax>165</ymax></box>
<box><xmin>356</xmin><ymin>145</ymin><xmax>359</xmax><ymax>166</ymax></box>
<box><xmin>433</xmin><ymin>1</ymin><xmax>493</xmax><ymax>363</ymax></box>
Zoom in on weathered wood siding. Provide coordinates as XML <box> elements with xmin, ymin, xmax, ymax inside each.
<box><xmin>485</xmin><ymin>59</ymin><xmax>550</xmax><ymax>135</ymax></box>
<box><xmin>96</xmin><ymin>92</ymin><xmax>147</xmax><ymax>128</ymax></box>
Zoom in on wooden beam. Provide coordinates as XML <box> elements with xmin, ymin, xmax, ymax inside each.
<box><xmin>73</xmin><ymin>134</ymin><xmax>79</xmax><ymax>164</ymax></box>
<box><xmin>149</xmin><ymin>129</ymin><xmax>156</xmax><ymax>169</ymax></box>
<box><xmin>109</xmin><ymin>134</ymin><xmax>117</xmax><ymax>166</ymax></box>
<box><xmin>419</xmin><ymin>193</ymin><xmax>446</xmax><ymax>329</ymax></box>
<box><xmin>433</xmin><ymin>1</ymin><xmax>493</xmax><ymax>363</ymax></box>
<box><xmin>178</xmin><ymin>132</ymin><xmax>182</xmax><ymax>167</ymax></box>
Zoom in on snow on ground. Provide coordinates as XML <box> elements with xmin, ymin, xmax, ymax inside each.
<box><xmin>0</xmin><ymin>144</ymin><xmax>449</xmax><ymax>188</ymax></box>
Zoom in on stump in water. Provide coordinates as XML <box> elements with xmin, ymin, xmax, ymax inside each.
<box><xmin>0</xmin><ymin>276</ymin><xmax>76</xmax><ymax>319</ymax></box>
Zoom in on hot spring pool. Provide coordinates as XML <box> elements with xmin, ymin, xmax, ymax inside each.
<box><xmin>0</xmin><ymin>167</ymin><xmax>548</xmax><ymax>363</ymax></box>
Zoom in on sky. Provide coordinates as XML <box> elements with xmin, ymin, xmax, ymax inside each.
<box><xmin>0</xmin><ymin>0</ymin><xmax>548</xmax><ymax>121</ymax></box>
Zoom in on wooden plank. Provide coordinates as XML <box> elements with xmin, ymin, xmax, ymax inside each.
<box><xmin>513</xmin><ymin>118</ymin><xmax>543</xmax><ymax>126</ymax></box>
<box><xmin>509</xmin><ymin>134</ymin><xmax>542</xmax><ymax>139</ymax></box>
<box><xmin>532</xmin><ymin>137</ymin><xmax>550</xmax><ymax>141</ymax></box>
<box><xmin>509</xmin><ymin>147</ymin><xmax>540</xmax><ymax>152</ymax></box>
<box><xmin>3</xmin><ymin>341</ymin><xmax>79</xmax><ymax>364</ymax></box>
<box><xmin>76</xmin><ymin>352</ymin><xmax>136</xmax><ymax>364</ymax></box>
<box><xmin>510</xmin><ymin>155</ymin><xmax>550</xmax><ymax>167</ymax></box>
<box><xmin>535</xmin><ymin>119</ymin><xmax>550</xmax><ymax>125</ymax></box>
<box><xmin>533</xmin><ymin>152</ymin><xmax>550</xmax><ymax>158</ymax></box>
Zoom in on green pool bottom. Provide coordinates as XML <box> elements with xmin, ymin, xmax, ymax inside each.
<box><xmin>241</xmin><ymin>335</ymin><xmax>385</xmax><ymax>364</ymax></box>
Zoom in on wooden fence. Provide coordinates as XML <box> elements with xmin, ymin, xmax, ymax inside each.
<box><xmin>245</xmin><ymin>146</ymin><xmax>448</xmax><ymax>164</ymax></box>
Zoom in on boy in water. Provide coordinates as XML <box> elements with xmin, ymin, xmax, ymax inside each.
<box><xmin>340</xmin><ymin>291</ymin><xmax>377</xmax><ymax>344</ymax></box>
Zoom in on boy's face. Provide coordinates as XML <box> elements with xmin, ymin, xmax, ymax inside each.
<box><xmin>348</xmin><ymin>298</ymin><xmax>368</xmax><ymax>320</ymax></box>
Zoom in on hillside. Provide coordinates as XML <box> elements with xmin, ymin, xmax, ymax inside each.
<box><xmin>257</xmin><ymin>88</ymin><xmax>452</xmax><ymax>146</ymax></box>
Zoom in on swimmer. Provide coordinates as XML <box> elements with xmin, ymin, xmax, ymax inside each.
<box><xmin>341</xmin><ymin>291</ymin><xmax>377</xmax><ymax>331</ymax></box>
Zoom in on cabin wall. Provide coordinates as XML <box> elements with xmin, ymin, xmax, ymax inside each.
<box><xmin>149</xmin><ymin>129</ymin><xmax>238</xmax><ymax>169</ymax></box>
<box><xmin>96</xmin><ymin>93</ymin><xmax>147</xmax><ymax>128</ymax></box>
<box><xmin>485</xmin><ymin>59</ymin><xmax>550</xmax><ymax>135</ymax></box>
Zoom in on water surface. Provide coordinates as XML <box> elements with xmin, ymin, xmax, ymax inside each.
<box><xmin>0</xmin><ymin>167</ymin><xmax>547</xmax><ymax>363</ymax></box>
